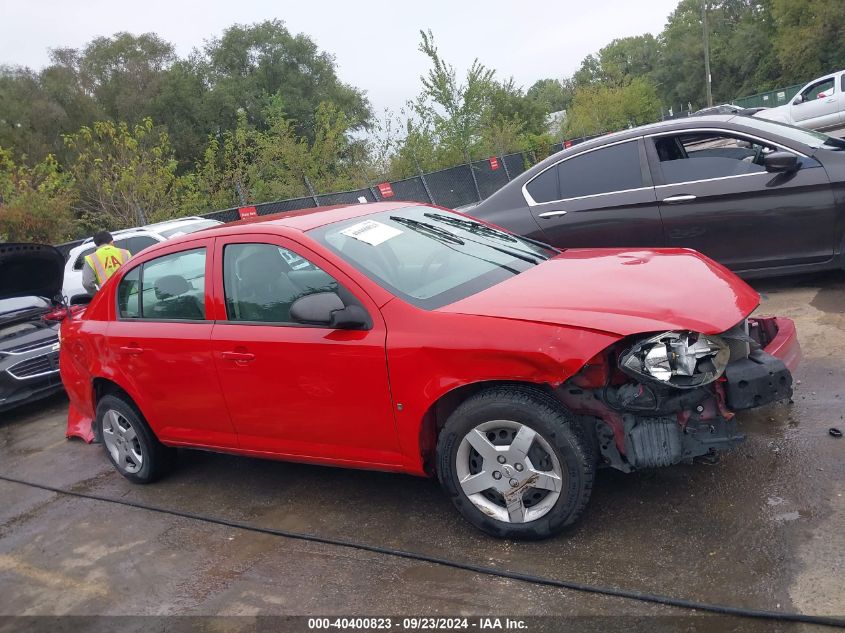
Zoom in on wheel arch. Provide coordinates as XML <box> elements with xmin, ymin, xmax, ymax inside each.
<box><xmin>91</xmin><ymin>377</ymin><xmax>156</xmax><ymax>441</ymax></box>
<box><xmin>417</xmin><ymin>379</ymin><xmax>561</xmax><ymax>475</ymax></box>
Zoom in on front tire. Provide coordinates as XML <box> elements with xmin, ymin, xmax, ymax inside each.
<box><xmin>436</xmin><ymin>386</ymin><xmax>594</xmax><ymax>539</ymax></box>
<box><xmin>96</xmin><ymin>394</ymin><xmax>176</xmax><ymax>484</ymax></box>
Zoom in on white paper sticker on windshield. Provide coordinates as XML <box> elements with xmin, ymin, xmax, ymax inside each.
<box><xmin>340</xmin><ymin>220</ymin><xmax>402</xmax><ymax>246</ymax></box>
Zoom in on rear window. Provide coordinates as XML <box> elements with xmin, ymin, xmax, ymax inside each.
<box><xmin>556</xmin><ymin>141</ymin><xmax>643</xmax><ymax>199</ymax></box>
<box><xmin>72</xmin><ymin>235</ymin><xmax>157</xmax><ymax>271</ymax></box>
<box><xmin>158</xmin><ymin>220</ymin><xmax>220</xmax><ymax>239</ymax></box>
<box><xmin>117</xmin><ymin>248</ymin><xmax>206</xmax><ymax>320</ymax></box>
<box><xmin>525</xmin><ymin>140</ymin><xmax>643</xmax><ymax>203</ymax></box>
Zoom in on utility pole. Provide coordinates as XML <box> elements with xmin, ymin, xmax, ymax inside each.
<box><xmin>702</xmin><ymin>0</ymin><xmax>713</xmax><ymax>108</ymax></box>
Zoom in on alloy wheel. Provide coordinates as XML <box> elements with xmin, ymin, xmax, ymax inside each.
<box><xmin>455</xmin><ymin>420</ymin><xmax>564</xmax><ymax>523</ymax></box>
<box><xmin>102</xmin><ymin>409</ymin><xmax>144</xmax><ymax>474</ymax></box>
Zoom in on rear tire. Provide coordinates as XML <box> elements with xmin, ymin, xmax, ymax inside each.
<box><xmin>96</xmin><ymin>394</ymin><xmax>176</xmax><ymax>484</ymax></box>
<box><xmin>437</xmin><ymin>386</ymin><xmax>594</xmax><ymax>540</ymax></box>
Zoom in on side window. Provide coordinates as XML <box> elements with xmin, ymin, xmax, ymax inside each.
<box><xmin>525</xmin><ymin>167</ymin><xmax>560</xmax><ymax>204</ymax></box>
<box><xmin>139</xmin><ymin>248</ymin><xmax>206</xmax><ymax>320</ymax></box>
<box><xmin>223</xmin><ymin>243</ymin><xmax>339</xmax><ymax>324</ymax></box>
<box><xmin>556</xmin><ymin>141</ymin><xmax>643</xmax><ymax>200</ymax></box>
<box><xmin>801</xmin><ymin>77</ymin><xmax>835</xmax><ymax>102</ymax></box>
<box><xmin>73</xmin><ymin>247</ymin><xmax>96</xmax><ymax>271</ymax></box>
<box><xmin>653</xmin><ymin>133</ymin><xmax>776</xmax><ymax>185</ymax></box>
<box><xmin>116</xmin><ymin>236</ymin><xmax>158</xmax><ymax>256</ymax></box>
<box><xmin>117</xmin><ymin>266</ymin><xmax>141</xmax><ymax>318</ymax></box>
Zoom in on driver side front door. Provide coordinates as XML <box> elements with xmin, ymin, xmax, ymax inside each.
<box><xmin>210</xmin><ymin>235</ymin><xmax>403</xmax><ymax>469</ymax></box>
<box><xmin>647</xmin><ymin>130</ymin><xmax>836</xmax><ymax>272</ymax></box>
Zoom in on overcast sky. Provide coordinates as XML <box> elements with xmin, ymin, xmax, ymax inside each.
<box><xmin>0</xmin><ymin>0</ymin><xmax>679</xmax><ymax>114</ymax></box>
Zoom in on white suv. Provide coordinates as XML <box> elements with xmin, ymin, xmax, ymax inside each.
<box><xmin>62</xmin><ymin>217</ymin><xmax>222</xmax><ymax>299</ymax></box>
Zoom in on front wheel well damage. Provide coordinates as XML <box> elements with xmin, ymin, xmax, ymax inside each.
<box><xmin>418</xmin><ymin>380</ymin><xmax>586</xmax><ymax>475</ymax></box>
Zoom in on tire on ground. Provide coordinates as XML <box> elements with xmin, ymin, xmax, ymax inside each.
<box><xmin>95</xmin><ymin>393</ymin><xmax>177</xmax><ymax>484</ymax></box>
<box><xmin>436</xmin><ymin>385</ymin><xmax>595</xmax><ymax>539</ymax></box>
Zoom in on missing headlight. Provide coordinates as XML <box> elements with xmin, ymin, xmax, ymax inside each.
<box><xmin>619</xmin><ymin>331</ymin><xmax>730</xmax><ymax>389</ymax></box>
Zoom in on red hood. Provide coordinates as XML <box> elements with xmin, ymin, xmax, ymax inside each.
<box><xmin>440</xmin><ymin>248</ymin><xmax>760</xmax><ymax>336</ymax></box>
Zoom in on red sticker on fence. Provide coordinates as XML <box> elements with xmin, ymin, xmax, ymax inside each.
<box><xmin>377</xmin><ymin>183</ymin><xmax>394</xmax><ymax>198</ymax></box>
<box><xmin>564</xmin><ymin>140</ymin><xmax>573</xmax><ymax>149</ymax></box>
<box><xmin>238</xmin><ymin>206</ymin><xmax>258</xmax><ymax>220</ymax></box>
<box><xmin>489</xmin><ymin>157</ymin><xmax>500</xmax><ymax>170</ymax></box>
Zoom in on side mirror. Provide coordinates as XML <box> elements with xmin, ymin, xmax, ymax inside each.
<box><xmin>290</xmin><ymin>292</ymin><xmax>369</xmax><ymax>329</ymax></box>
<box><xmin>70</xmin><ymin>293</ymin><xmax>92</xmax><ymax>306</ymax></box>
<box><xmin>792</xmin><ymin>94</ymin><xmax>804</xmax><ymax>105</ymax></box>
<box><xmin>764</xmin><ymin>151</ymin><xmax>799</xmax><ymax>173</ymax></box>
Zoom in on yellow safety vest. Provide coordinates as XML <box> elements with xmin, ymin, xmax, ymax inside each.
<box><xmin>85</xmin><ymin>244</ymin><xmax>131</xmax><ymax>286</ymax></box>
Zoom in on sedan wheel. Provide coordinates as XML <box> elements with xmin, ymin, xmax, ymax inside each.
<box><xmin>456</xmin><ymin>420</ymin><xmax>563</xmax><ymax>524</ymax></box>
<box><xmin>437</xmin><ymin>386</ymin><xmax>594</xmax><ymax>539</ymax></box>
<box><xmin>102</xmin><ymin>409</ymin><xmax>144</xmax><ymax>474</ymax></box>
<box><xmin>95</xmin><ymin>394</ymin><xmax>176</xmax><ymax>484</ymax></box>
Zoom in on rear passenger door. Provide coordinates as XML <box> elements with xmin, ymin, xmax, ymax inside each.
<box><xmin>108</xmin><ymin>238</ymin><xmax>237</xmax><ymax>447</ymax></box>
<box><xmin>526</xmin><ymin>138</ymin><xmax>664</xmax><ymax>249</ymax></box>
<box><xmin>209</xmin><ymin>235</ymin><xmax>401</xmax><ymax>467</ymax></box>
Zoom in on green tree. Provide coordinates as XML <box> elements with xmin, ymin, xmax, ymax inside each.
<box><xmin>565</xmin><ymin>77</ymin><xmax>661</xmax><ymax>138</ymax></box>
<box><xmin>201</xmin><ymin>20</ymin><xmax>372</xmax><ymax>141</ymax></box>
<box><xmin>526</xmin><ymin>78</ymin><xmax>574</xmax><ymax>114</ymax></box>
<box><xmin>772</xmin><ymin>0</ymin><xmax>845</xmax><ymax>84</ymax></box>
<box><xmin>0</xmin><ymin>146</ymin><xmax>75</xmax><ymax>243</ymax></box>
<box><xmin>63</xmin><ymin>118</ymin><xmax>184</xmax><ymax>230</ymax></box>
<box><xmin>414</xmin><ymin>29</ymin><xmax>496</xmax><ymax>163</ymax></box>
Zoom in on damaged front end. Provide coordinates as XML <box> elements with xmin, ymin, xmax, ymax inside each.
<box><xmin>558</xmin><ymin>317</ymin><xmax>799</xmax><ymax>472</ymax></box>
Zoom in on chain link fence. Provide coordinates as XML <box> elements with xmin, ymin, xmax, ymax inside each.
<box><xmin>52</xmin><ymin>145</ymin><xmax>584</xmax><ymax>259</ymax></box>
<box><xmin>194</xmin><ymin>149</ymin><xmax>540</xmax><ymax>231</ymax></box>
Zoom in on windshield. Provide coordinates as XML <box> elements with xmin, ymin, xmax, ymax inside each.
<box><xmin>741</xmin><ymin>116</ymin><xmax>845</xmax><ymax>150</ymax></box>
<box><xmin>158</xmin><ymin>220</ymin><xmax>221</xmax><ymax>239</ymax></box>
<box><xmin>310</xmin><ymin>206</ymin><xmax>557</xmax><ymax>310</ymax></box>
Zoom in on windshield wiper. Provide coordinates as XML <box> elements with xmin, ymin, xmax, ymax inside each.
<box><xmin>392</xmin><ymin>215</ymin><xmax>540</xmax><ymax>265</ymax></box>
<box><xmin>424</xmin><ymin>212</ymin><xmax>519</xmax><ymax>242</ymax></box>
<box><xmin>423</xmin><ymin>212</ymin><xmax>555</xmax><ymax>259</ymax></box>
<box><xmin>390</xmin><ymin>216</ymin><xmax>465</xmax><ymax>245</ymax></box>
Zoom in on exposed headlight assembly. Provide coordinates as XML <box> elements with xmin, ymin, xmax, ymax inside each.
<box><xmin>619</xmin><ymin>331</ymin><xmax>730</xmax><ymax>389</ymax></box>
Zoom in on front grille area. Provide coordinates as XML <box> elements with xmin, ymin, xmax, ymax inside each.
<box><xmin>4</xmin><ymin>336</ymin><xmax>58</xmax><ymax>355</ymax></box>
<box><xmin>8</xmin><ymin>351</ymin><xmax>60</xmax><ymax>379</ymax></box>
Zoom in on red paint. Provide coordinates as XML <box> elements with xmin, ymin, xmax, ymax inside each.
<box><xmin>753</xmin><ymin>316</ymin><xmax>801</xmax><ymax>372</ymax></box>
<box><xmin>489</xmin><ymin>157</ymin><xmax>500</xmax><ymax>170</ymax></box>
<box><xmin>564</xmin><ymin>140</ymin><xmax>573</xmax><ymax>149</ymax></box>
<box><xmin>238</xmin><ymin>206</ymin><xmax>258</xmax><ymax>220</ymax></box>
<box><xmin>59</xmin><ymin>203</ymin><xmax>800</xmax><ymax>477</ymax></box>
<box><xmin>377</xmin><ymin>183</ymin><xmax>394</xmax><ymax>198</ymax></box>
<box><xmin>442</xmin><ymin>248</ymin><xmax>761</xmax><ymax>336</ymax></box>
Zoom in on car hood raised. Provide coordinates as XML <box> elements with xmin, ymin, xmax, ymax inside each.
<box><xmin>439</xmin><ymin>248</ymin><xmax>760</xmax><ymax>336</ymax></box>
<box><xmin>0</xmin><ymin>243</ymin><xmax>65</xmax><ymax>302</ymax></box>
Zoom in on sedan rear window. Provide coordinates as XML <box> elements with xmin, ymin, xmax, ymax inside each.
<box><xmin>117</xmin><ymin>248</ymin><xmax>206</xmax><ymax>320</ymax></box>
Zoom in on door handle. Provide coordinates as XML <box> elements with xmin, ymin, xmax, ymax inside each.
<box><xmin>537</xmin><ymin>210</ymin><xmax>567</xmax><ymax>218</ymax></box>
<box><xmin>119</xmin><ymin>346</ymin><xmax>144</xmax><ymax>355</ymax></box>
<box><xmin>222</xmin><ymin>351</ymin><xmax>255</xmax><ymax>362</ymax></box>
<box><xmin>662</xmin><ymin>194</ymin><xmax>697</xmax><ymax>203</ymax></box>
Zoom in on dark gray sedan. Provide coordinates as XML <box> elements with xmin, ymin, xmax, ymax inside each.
<box><xmin>471</xmin><ymin>115</ymin><xmax>845</xmax><ymax>278</ymax></box>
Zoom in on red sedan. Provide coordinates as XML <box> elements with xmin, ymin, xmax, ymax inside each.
<box><xmin>60</xmin><ymin>202</ymin><xmax>800</xmax><ymax>539</ymax></box>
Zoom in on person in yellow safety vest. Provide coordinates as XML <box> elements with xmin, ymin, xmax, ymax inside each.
<box><xmin>82</xmin><ymin>231</ymin><xmax>132</xmax><ymax>296</ymax></box>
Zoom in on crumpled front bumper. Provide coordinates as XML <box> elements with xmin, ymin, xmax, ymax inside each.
<box><xmin>754</xmin><ymin>316</ymin><xmax>801</xmax><ymax>373</ymax></box>
<box><xmin>723</xmin><ymin>317</ymin><xmax>800</xmax><ymax>411</ymax></box>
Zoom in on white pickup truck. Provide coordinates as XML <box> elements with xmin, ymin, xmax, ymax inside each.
<box><xmin>755</xmin><ymin>69</ymin><xmax>844</xmax><ymax>133</ymax></box>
